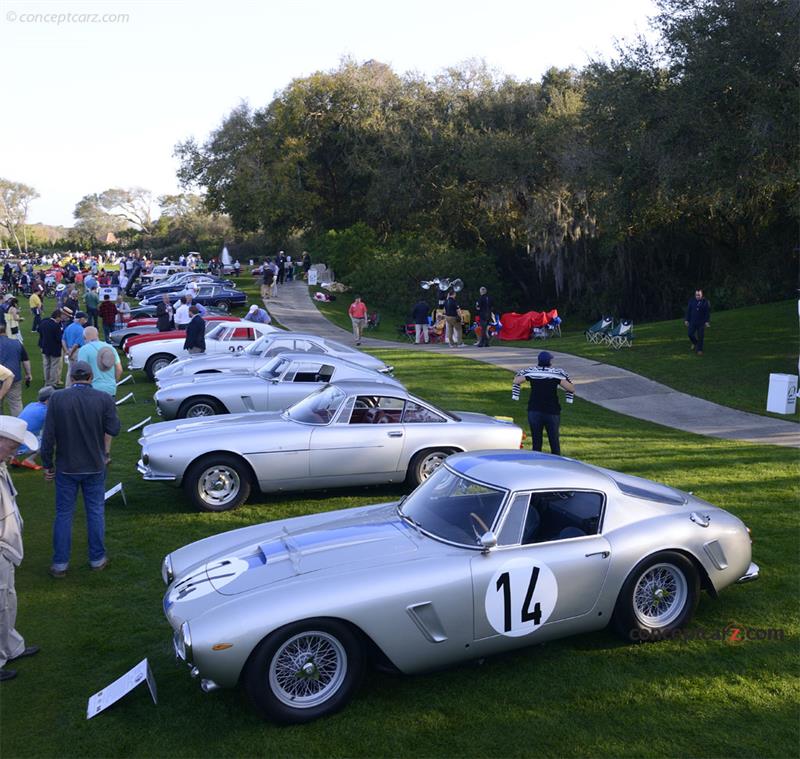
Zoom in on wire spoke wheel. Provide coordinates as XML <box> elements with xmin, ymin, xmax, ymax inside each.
<box><xmin>186</xmin><ymin>401</ymin><xmax>217</xmax><ymax>417</ymax></box>
<box><xmin>268</xmin><ymin>631</ymin><xmax>347</xmax><ymax>709</ymax></box>
<box><xmin>632</xmin><ymin>562</ymin><xmax>687</xmax><ymax>627</ymax></box>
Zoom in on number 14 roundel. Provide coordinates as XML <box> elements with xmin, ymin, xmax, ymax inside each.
<box><xmin>484</xmin><ymin>559</ymin><xmax>558</xmax><ymax>637</ymax></box>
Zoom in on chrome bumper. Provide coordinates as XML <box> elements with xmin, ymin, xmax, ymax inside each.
<box><xmin>736</xmin><ymin>561</ymin><xmax>760</xmax><ymax>584</ymax></box>
<box><xmin>137</xmin><ymin>460</ymin><xmax>177</xmax><ymax>481</ymax></box>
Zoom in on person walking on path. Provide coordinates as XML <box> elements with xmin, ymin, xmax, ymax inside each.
<box><xmin>412</xmin><ymin>299</ymin><xmax>430</xmax><ymax>344</ymax></box>
<box><xmin>348</xmin><ymin>296</ymin><xmax>368</xmax><ymax>346</ymax></box>
<box><xmin>444</xmin><ymin>290</ymin><xmax>464</xmax><ymax>347</ymax></box>
<box><xmin>685</xmin><ymin>289</ymin><xmax>711</xmax><ymax>355</ymax></box>
<box><xmin>183</xmin><ymin>307</ymin><xmax>206</xmax><ymax>354</ymax></box>
<box><xmin>0</xmin><ymin>334</ymin><xmax>32</xmax><ymax>417</ymax></box>
<box><xmin>38</xmin><ymin>309</ymin><xmax>64</xmax><ymax>387</ymax></box>
<box><xmin>41</xmin><ymin>361</ymin><xmax>121</xmax><ymax>578</ymax></box>
<box><xmin>512</xmin><ymin>351</ymin><xmax>575</xmax><ymax>456</ymax></box>
<box><xmin>0</xmin><ymin>416</ymin><xmax>42</xmax><ymax>681</ymax></box>
<box><xmin>475</xmin><ymin>286</ymin><xmax>494</xmax><ymax>347</ymax></box>
<box><xmin>98</xmin><ymin>294</ymin><xmax>117</xmax><ymax>343</ymax></box>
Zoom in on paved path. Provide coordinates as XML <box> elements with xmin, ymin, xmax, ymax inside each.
<box><xmin>264</xmin><ymin>282</ymin><xmax>800</xmax><ymax>448</ymax></box>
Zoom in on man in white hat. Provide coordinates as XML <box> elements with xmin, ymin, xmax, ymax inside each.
<box><xmin>244</xmin><ymin>304</ymin><xmax>271</xmax><ymax>325</ymax></box>
<box><xmin>0</xmin><ymin>415</ymin><xmax>41</xmax><ymax>681</ymax></box>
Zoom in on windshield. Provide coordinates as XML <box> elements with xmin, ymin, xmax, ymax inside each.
<box><xmin>244</xmin><ymin>335</ymin><xmax>270</xmax><ymax>355</ymax></box>
<box><xmin>257</xmin><ymin>356</ymin><xmax>290</xmax><ymax>380</ymax></box>
<box><xmin>205</xmin><ymin>324</ymin><xmax>226</xmax><ymax>340</ymax></box>
<box><xmin>400</xmin><ymin>467</ymin><xmax>508</xmax><ymax>546</ymax></box>
<box><xmin>283</xmin><ymin>385</ymin><xmax>346</xmax><ymax>425</ymax></box>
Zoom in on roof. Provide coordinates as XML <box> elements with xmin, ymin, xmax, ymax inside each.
<box><xmin>446</xmin><ymin>450</ymin><xmax>618</xmax><ymax>492</ymax></box>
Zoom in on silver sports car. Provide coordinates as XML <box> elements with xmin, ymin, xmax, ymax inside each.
<box><xmin>161</xmin><ymin>450</ymin><xmax>758</xmax><ymax>724</ymax></box>
<box><xmin>138</xmin><ymin>381</ymin><xmax>523</xmax><ymax>511</ymax></box>
<box><xmin>153</xmin><ymin>352</ymin><xmax>405</xmax><ymax>419</ymax></box>
<box><xmin>154</xmin><ymin>332</ymin><xmax>392</xmax><ymax>384</ymax></box>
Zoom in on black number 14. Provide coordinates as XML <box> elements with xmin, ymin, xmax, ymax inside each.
<box><xmin>496</xmin><ymin>567</ymin><xmax>542</xmax><ymax>632</ymax></box>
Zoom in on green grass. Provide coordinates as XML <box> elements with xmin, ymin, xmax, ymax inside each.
<box><xmin>312</xmin><ymin>293</ymin><xmax>798</xmax><ymax>421</ymax></box>
<box><xmin>1</xmin><ymin>323</ymin><xmax>797</xmax><ymax>757</ymax></box>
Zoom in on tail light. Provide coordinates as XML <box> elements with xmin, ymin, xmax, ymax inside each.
<box><xmin>520</xmin><ymin>432</ymin><xmax>527</xmax><ymax>449</ymax></box>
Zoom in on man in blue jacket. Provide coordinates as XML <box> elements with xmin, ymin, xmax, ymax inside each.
<box><xmin>685</xmin><ymin>289</ymin><xmax>711</xmax><ymax>355</ymax></box>
<box><xmin>183</xmin><ymin>307</ymin><xmax>206</xmax><ymax>354</ymax></box>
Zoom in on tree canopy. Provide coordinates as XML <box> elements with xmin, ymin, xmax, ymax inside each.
<box><xmin>176</xmin><ymin>0</ymin><xmax>799</xmax><ymax>318</ymax></box>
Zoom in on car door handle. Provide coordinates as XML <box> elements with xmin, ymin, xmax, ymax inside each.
<box><xmin>387</xmin><ymin>431</ymin><xmax>403</xmax><ymax>437</ymax></box>
<box><xmin>585</xmin><ymin>551</ymin><xmax>610</xmax><ymax>559</ymax></box>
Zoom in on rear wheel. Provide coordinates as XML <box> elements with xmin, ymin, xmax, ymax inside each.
<box><xmin>406</xmin><ymin>448</ymin><xmax>452</xmax><ymax>488</ymax></box>
<box><xmin>144</xmin><ymin>353</ymin><xmax>174</xmax><ymax>381</ymax></box>
<box><xmin>244</xmin><ymin>619</ymin><xmax>364</xmax><ymax>724</ymax></box>
<box><xmin>612</xmin><ymin>551</ymin><xmax>699</xmax><ymax>642</ymax></box>
<box><xmin>178</xmin><ymin>396</ymin><xmax>225</xmax><ymax>418</ymax></box>
<box><xmin>183</xmin><ymin>453</ymin><xmax>252</xmax><ymax>512</ymax></box>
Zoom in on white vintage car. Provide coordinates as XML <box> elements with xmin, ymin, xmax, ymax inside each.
<box><xmin>127</xmin><ymin>321</ymin><xmax>279</xmax><ymax>380</ymax></box>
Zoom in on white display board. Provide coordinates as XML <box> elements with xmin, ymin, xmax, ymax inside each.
<box><xmin>86</xmin><ymin>658</ymin><xmax>157</xmax><ymax>719</ymax></box>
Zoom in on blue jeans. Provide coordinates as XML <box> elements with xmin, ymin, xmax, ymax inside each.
<box><xmin>528</xmin><ymin>410</ymin><xmax>561</xmax><ymax>455</ymax></box>
<box><xmin>52</xmin><ymin>470</ymin><xmax>106</xmax><ymax>570</ymax></box>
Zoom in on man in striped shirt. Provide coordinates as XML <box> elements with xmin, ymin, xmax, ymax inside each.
<box><xmin>512</xmin><ymin>351</ymin><xmax>575</xmax><ymax>456</ymax></box>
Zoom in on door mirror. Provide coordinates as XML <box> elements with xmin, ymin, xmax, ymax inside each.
<box><xmin>480</xmin><ymin>531</ymin><xmax>497</xmax><ymax>552</ymax></box>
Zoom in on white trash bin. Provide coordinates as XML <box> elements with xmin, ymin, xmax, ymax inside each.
<box><xmin>766</xmin><ymin>373</ymin><xmax>798</xmax><ymax>414</ymax></box>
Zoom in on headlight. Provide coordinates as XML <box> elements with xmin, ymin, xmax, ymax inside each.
<box><xmin>174</xmin><ymin>622</ymin><xmax>192</xmax><ymax>662</ymax></box>
<box><xmin>161</xmin><ymin>554</ymin><xmax>174</xmax><ymax>585</ymax></box>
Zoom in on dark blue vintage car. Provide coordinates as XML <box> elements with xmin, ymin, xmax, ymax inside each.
<box><xmin>140</xmin><ymin>283</ymin><xmax>246</xmax><ymax>310</ymax></box>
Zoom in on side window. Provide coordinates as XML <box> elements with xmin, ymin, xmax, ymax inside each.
<box><xmin>231</xmin><ymin>327</ymin><xmax>254</xmax><ymax>340</ymax></box>
<box><xmin>403</xmin><ymin>400</ymin><xmax>446</xmax><ymax>424</ymax></box>
<box><xmin>348</xmin><ymin>396</ymin><xmax>404</xmax><ymax>424</ymax></box>
<box><xmin>292</xmin><ymin>362</ymin><xmax>324</xmax><ymax>383</ymax></box>
<box><xmin>521</xmin><ymin>491</ymin><xmax>604</xmax><ymax>544</ymax></box>
<box><xmin>317</xmin><ymin>364</ymin><xmax>335</xmax><ymax>383</ymax></box>
<box><xmin>498</xmin><ymin>493</ymin><xmax>530</xmax><ymax>546</ymax></box>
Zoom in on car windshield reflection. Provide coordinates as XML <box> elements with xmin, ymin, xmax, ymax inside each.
<box><xmin>244</xmin><ymin>336</ymin><xmax>269</xmax><ymax>355</ymax></box>
<box><xmin>282</xmin><ymin>385</ymin><xmax>346</xmax><ymax>425</ymax></box>
<box><xmin>400</xmin><ymin>467</ymin><xmax>508</xmax><ymax>547</ymax></box>
<box><xmin>257</xmin><ymin>356</ymin><xmax>289</xmax><ymax>380</ymax></box>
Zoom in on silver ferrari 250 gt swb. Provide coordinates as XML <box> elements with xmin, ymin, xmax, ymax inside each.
<box><xmin>138</xmin><ymin>381</ymin><xmax>524</xmax><ymax>511</ymax></box>
<box><xmin>161</xmin><ymin>450</ymin><xmax>758</xmax><ymax>724</ymax></box>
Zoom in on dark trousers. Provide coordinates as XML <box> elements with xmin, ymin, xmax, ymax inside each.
<box><xmin>528</xmin><ymin>410</ymin><xmax>561</xmax><ymax>455</ymax></box>
<box><xmin>688</xmin><ymin>322</ymin><xmax>706</xmax><ymax>352</ymax></box>
<box><xmin>31</xmin><ymin>309</ymin><xmax>41</xmax><ymax>332</ymax></box>
<box><xmin>86</xmin><ymin>308</ymin><xmax>98</xmax><ymax>328</ymax></box>
<box><xmin>477</xmin><ymin>316</ymin><xmax>491</xmax><ymax>346</ymax></box>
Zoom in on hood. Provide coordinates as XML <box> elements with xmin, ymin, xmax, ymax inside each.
<box><xmin>156</xmin><ymin>371</ymin><xmax>261</xmax><ymax>396</ymax></box>
<box><xmin>165</xmin><ymin>504</ymin><xmax>419</xmax><ymax>605</ymax></box>
<box><xmin>142</xmin><ymin>410</ymin><xmax>285</xmax><ymax>441</ymax></box>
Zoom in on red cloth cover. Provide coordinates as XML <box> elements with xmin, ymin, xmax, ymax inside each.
<box><xmin>499</xmin><ymin>310</ymin><xmax>558</xmax><ymax>341</ymax></box>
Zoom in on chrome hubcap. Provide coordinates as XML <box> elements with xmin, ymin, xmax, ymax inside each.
<box><xmin>268</xmin><ymin>631</ymin><xmax>346</xmax><ymax>708</ymax></box>
<box><xmin>633</xmin><ymin>562</ymin><xmax>687</xmax><ymax>627</ymax></box>
<box><xmin>199</xmin><ymin>466</ymin><xmax>240</xmax><ymax>507</ymax></box>
<box><xmin>420</xmin><ymin>452</ymin><xmax>447</xmax><ymax>480</ymax></box>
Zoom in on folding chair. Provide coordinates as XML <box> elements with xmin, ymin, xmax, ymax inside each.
<box><xmin>367</xmin><ymin>312</ymin><xmax>380</xmax><ymax>329</ymax></box>
<box><xmin>605</xmin><ymin>320</ymin><xmax>634</xmax><ymax>349</ymax></box>
<box><xmin>584</xmin><ymin>316</ymin><xmax>613</xmax><ymax>343</ymax></box>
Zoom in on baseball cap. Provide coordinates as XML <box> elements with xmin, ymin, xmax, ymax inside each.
<box><xmin>537</xmin><ymin>351</ymin><xmax>553</xmax><ymax>366</ymax></box>
<box><xmin>248</xmin><ymin>304</ymin><xmax>258</xmax><ymax>313</ymax></box>
<box><xmin>70</xmin><ymin>360</ymin><xmax>93</xmax><ymax>380</ymax></box>
<box><xmin>74</xmin><ymin>311</ymin><xmax>88</xmax><ymax>319</ymax></box>
<box><xmin>38</xmin><ymin>386</ymin><xmax>55</xmax><ymax>402</ymax></box>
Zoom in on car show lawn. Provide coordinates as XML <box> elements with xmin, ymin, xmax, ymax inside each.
<box><xmin>2</xmin><ymin>330</ymin><xmax>798</xmax><ymax>757</ymax></box>
<box><xmin>310</xmin><ymin>290</ymin><xmax>797</xmax><ymax>420</ymax></box>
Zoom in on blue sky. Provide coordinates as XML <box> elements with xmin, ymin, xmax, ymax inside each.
<box><xmin>2</xmin><ymin>0</ymin><xmax>658</xmax><ymax>226</ymax></box>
